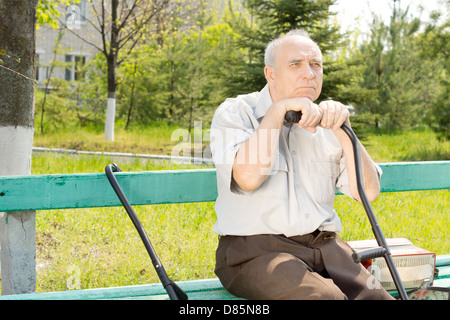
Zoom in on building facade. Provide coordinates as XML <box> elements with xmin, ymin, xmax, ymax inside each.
<box><xmin>36</xmin><ymin>0</ymin><xmax>100</xmax><ymax>86</ymax></box>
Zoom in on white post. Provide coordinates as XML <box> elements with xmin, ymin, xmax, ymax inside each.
<box><xmin>0</xmin><ymin>126</ymin><xmax>36</xmax><ymax>295</ymax></box>
<box><xmin>0</xmin><ymin>0</ymin><xmax>38</xmax><ymax>295</ymax></box>
<box><xmin>104</xmin><ymin>97</ymin><xmax>116</xmax><ymax>141</ymax></box>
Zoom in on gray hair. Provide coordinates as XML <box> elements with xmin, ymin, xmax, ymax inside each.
<box><xmin>264</xmin><ymin>29</ymin><xmax>318</xmax><ymax>68</ymax></box>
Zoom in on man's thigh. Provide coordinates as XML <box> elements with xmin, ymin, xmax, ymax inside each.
<box><xmin>227</xmin><ymin>252</ymin><xmax>346</xmax><ymax>300</ymax></box>
<box><xmin>215</xmin><ymin>235</ymin><xmax>346</xmax><ymax>300</ymax></box>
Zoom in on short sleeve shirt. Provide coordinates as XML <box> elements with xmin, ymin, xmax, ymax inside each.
<box><xmin>210</xmin><ymin>84</ymin><xmax>381</xmax><ymax>237</ymax></box>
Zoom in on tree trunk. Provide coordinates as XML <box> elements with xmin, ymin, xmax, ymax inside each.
<box><xmin>125</xmin><ymin>62</ymin><xmax>138</xmax><ymax>130</ymax></box>
<box><xmin>105</xmin><ymin>91</ymin><xmax>116</xmax><ymax>141</ymax></box>
<box><xmin>0</xmin><ymin>0</ymin><xmax>39</xmax><ymax>295</ymax></box>
<box><xmin>104</xmin><ymin>53</ymin><xmax>117</xmax><ymax>141</ymax></box>
<box><xmin>104</xmin><ymin>0</ymin><xmax>119</xmax><ymax>141</ymax></box>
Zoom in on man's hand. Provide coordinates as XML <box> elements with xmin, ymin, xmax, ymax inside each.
<box><xmin>277</xmin><ymin>97</ymin><xmax>323</xmax><ymax>133</ymax></box>
<box><xmin>318</xmin><ymin>100</ymin><xmax>350</xmax><ymax>130</ymax></box>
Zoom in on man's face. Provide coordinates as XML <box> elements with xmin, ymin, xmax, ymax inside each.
<box><xmin>266</xmin><ymin>36</ymin><xmax>323</xmax><ymax>102</ymax></box>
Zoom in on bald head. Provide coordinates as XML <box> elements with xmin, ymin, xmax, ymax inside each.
<box><xmin>264</xmin><ymin>29</ymin><xmax>321</xmax><ymax>70</ymax></box>
<box><xmin>264</xmin><ymin>29</ymin><xmax>323</xmax><ymax>102</ymax></box>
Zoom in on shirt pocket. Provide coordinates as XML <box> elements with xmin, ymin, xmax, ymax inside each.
<box><xmin>309</xmin><ymin>160</ymin><xmax>340</xmax><ymax>204</ymax></box>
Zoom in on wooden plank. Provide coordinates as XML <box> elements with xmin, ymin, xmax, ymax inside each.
<box><xmin>2</xmin><ymin>264</ymin><xmax>450</xmax><ymax>300</ymax></box>
<box><xmin>0</xmin><ymin>162</ymin><xmax>449</xmax><ymax>212</ymax></box>
<box><xmin>434</xmin><ymin>255</ymin><xmax>450</xmax><ymax>289</ymax></box>
<box><xmin>379</xmin><ymin>161</ymin><xmax>450</xmax><ymax>192</ymax></box>
<box><xmin>1</xmin><ymin>255</ymin><xmax>449</xmax><ymax>300</ymax></box>
<box><xmin>436</xmin><ymin>254</ymin><xmax>450</xmax><ymax>268</ymax></box>
<box><xmin>0</xmin><ymin>169</ymin><xmax>218</xmax><ymax>212</ymax></box>
<box><xmin>0</xmin><ymin>278</ymin><xmax>241</xmax><ymax>300</ymax></box>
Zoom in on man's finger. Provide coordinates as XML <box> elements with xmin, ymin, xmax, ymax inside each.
<box><xmin>334</xmin><ymin>104</ymin><xmax>349</xmax><ymax>130</ymax></box>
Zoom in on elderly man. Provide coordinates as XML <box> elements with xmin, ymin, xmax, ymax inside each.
<box><xmin>209</xmin><ymin>29</ymin><xmax>394</xmax><ymax>300</ymax></box>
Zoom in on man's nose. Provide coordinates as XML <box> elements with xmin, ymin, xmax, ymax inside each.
<box><xmin>300</xmin><ymin>65</ymin><xmax>315</xmax><ymax>80</ymax></box>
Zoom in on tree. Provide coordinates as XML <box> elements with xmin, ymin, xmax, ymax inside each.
<box><xmin>224</xmin><ymin>0</ymin><xmax>344</xmax><ymax>98</ymax></box>
<box><xmin>418</xmin><ymin>10</ymin><xmax>449</xmax><ymax>139</ymax></box>
<box><xmin>354</xmin><ymin>1</ymin><xmax>443</xmax><ymax>130</ymax></box>
<box><xmin>0</xmin><ymin>0</ymin><xmax>39</xmax><ymax>295</ymax></box>
<box><xmin>60</xmin><ymin>0</ymin><xmax>170</xmax><ymax>141</ymax></box>
<box><xmin>115</xmin><ymin>0</ymin><xmax>240</xmax><ymax>130</ymax></box>
<box><xmin>38</xmin><ymin>28</ymin><xmax>68</xmax><ymax>134</ymax></box>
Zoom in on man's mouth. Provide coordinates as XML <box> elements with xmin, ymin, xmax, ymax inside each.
<box><xmin>298</xmin><ymin>87</ymin><xmax>316</xmax><ymax>91</ymax></box>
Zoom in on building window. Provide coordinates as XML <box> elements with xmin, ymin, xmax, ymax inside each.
<box><xmin>36</xmin><ymin>53</ymin><xmax>50</xmax><ymax>83</ymax></box>
<box><xmin>65</xmin><ymin>54</ymin><xmax>87</xmax><ymax>81</ymax></box>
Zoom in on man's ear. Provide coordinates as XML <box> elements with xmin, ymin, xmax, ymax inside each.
<box><xmin>264</xmin><ymin>66</ymin><xmax>275</xmax><ymax>84</ymax></box>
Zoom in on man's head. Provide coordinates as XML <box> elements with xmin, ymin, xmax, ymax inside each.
<box><xmin>264</xmin><ymin>29</ymin><xmax>323</xmax><ymax>103</ymax></box>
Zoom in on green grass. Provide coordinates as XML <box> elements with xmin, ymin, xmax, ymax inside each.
<box><xmin>34</xmin><ymin>124</ymin><xmax>450</xmax><ymax>162</ymax></box>
<box><xmin>361</xmin><ymin>128</ymin><xmax>450</xmax><ymax>162</ymax></box>
<box><xmin>33</xmin><ymin>121</ymin><xmax>182</xmax><ymax>156</ymax></box>
<box><xmin>337</xmin><ymin>190</ymin><xmax>449</xmax><ymax>255</ymax></box>
<box><xmin>35</xmin><ymin>202</ymin><xmax>218</xmax><ymax>292</ymax></box>
<box><xmin>1</xmin><ymin>125</ymin><xmax>449</xmax><ymax>294</ymax></box>
<box><xmin>33</xmin><ymin>120</ymin><xmax>210</xmax><ymax>157</ymax></box>
<box><xmin>30</xmin><ymin>153</ymin><xmax>218</xmax><ymax>293</ymax></box>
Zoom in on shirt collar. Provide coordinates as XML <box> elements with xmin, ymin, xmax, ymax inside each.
<box><xmin>254</xmin><ymin>84</ymin><xmax>273</xmax><ymax>120</ymax></box>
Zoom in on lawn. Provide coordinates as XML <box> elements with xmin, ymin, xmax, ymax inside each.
<box><xmin>2</xmin><ymin>125</ymin><xmax>449</xmax><ymax>293</ymax></box>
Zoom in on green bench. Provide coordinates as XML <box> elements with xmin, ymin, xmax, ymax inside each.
<box><xmin>0</xmin><ymin>161</ymin><xmax>449</xmax><ymax>300</ymax></box>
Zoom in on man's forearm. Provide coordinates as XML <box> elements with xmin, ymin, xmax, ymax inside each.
<box><xmin>232</xmin><ymin>102</ymin><xmax>286</xmax><ymax>192</ymax></box>
<box><xmin>334</xmin><ymin>128</ymin><xmax>381</xmax><ymax>202</ymax></box>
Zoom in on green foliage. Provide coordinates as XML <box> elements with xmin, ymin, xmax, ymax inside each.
<box><xmin>417</xmin><ymin>12</ymin><xmax>450</xmax><ymax>140</ymax></box>
<box><xmin>37</xmin><ymin>0</ymin><xmax>73</xmax><ymax>29</ymax></box>
<box><xmin>222</xmin><ymin>0</ymin><xmax>345</xmax><ymax>97</ymax></box>
<box><xmin>37</xmin><ymin>0</ymin><xmax>61</xmax><ymax>29</ymax></box>
<box><xmin>348</xmin><ymin>6</ymin><xmax>447</xmax><ymax>132</ymax></box>
<box><xmin>33</xmin><ymin>0</ymin><xmax>449</xmax><ymax>138</ymax></box>
<box><xmin>115</xmin><ymin>21</ymin><xmax>240</xmax><ymax>130</ymax></box>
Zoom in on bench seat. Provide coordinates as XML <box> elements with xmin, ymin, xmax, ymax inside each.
<box><xmin>1</xmin><ymin>254</ymin><xmax>448</xmax><ymax>300</ymax></box>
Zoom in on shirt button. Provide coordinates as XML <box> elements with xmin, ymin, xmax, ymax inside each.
<box><xmin>305</xmin><ymin>213</ymin><xmax>310</xmax><ymax>219</ymax></box>
<box><xmin>292</xmin><ymin>150</ymin><xmax>297</xmax><ymax>155</ymax></box>
<box><xmin>296</xmin><ymin>184</ymin><xmax>300</xmax><ymax>189</ymax></box>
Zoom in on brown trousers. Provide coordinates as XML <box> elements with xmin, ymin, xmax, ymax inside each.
<box><xmin>215</xmin><ymin>231</ymin><xmax>395</xmax><ymax>300</ymax></box>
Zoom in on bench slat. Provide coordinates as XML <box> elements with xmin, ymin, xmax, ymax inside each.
<box><xmin>379</xmin><ymin>161</ymin><xmax>450</xmax><ymax>192</ymax></box>
<box><xmin>2</xmin><ymin>255</ymin><xmax>448</xmax><ymax>300</ymax></box>
<box><xmin>0</xmin><ymin>162</ymin><xmax>449</xmax><ymax>212</ymax></box>
<box><xmin>0</xmin><ymin>278</ymin><xmax>241</xmax><ymax>300</ymax></box>
<box><xmin>0</xmin><ymin>169</ymin><xmax>218</xmax><ymax>212</ymax></box>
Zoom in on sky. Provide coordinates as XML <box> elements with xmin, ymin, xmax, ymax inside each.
<box><xmin>330</xmin><ymin>0</ymin><xmax>448</xmax><ymax>36</ymax></box>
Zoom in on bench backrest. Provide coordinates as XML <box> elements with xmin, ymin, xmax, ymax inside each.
<box><xmin>0</xmin><ymin>161</ymin><xmax>449</xmax><ymax>212</ymax></box>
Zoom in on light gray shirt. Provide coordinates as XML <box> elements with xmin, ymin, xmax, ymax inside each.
<box><xmin>210</xmin><ymin>84</ymin><xmax>381</xmax><ymax>237</ymax></box>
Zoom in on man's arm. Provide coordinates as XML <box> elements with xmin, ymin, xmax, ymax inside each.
<box><xmin>319</xmin><ymin>100</ymin><xmax>381</xmax><ymax>202</ymax></box>
<box><xmin>233</xmin><ymin>97</ymin><xmax>322</xmax><ymax>192</ymax></box>
<box><xmin>334</xmin><ymin>128</ymin><xmax>381</xmax><ymax>202</ymax></box>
